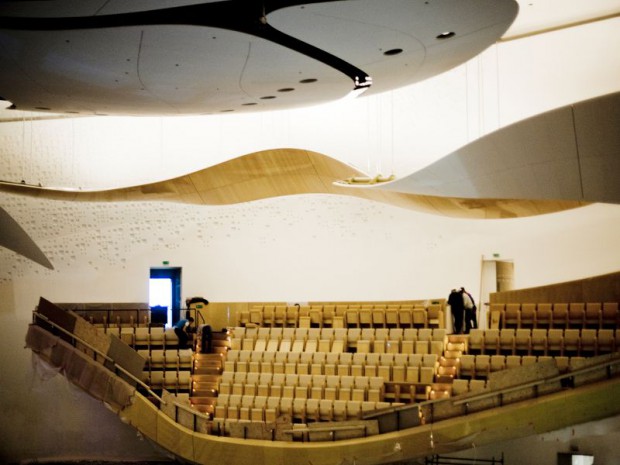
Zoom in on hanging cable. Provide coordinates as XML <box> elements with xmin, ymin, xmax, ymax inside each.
<box><xmin>390</xmin><ymin>90</ymin><xmax>395</xmax><ymax>176</ymax></box>
<box><xmin>495</xmin><ymin>43</ymin><xmax>501</xmax><ymax>129</ymax></box>
<box><xmin>20</xmin><ymin>112</ymin><xmax>26</xmax><ymax>183</ymax></box>
<box><xmin>478</xmin><ymin>55</ymin><xmax>484</xmax><ymax>137</ymax></box>
<box><xmin>366</xmin><ymin>96</ymin><xmax>371</xmax><ymax>174</ymax></box>
<box><xmin>71</xmin><ymin>117</ymin><xmax>76</xmax><ymax>187</ymax></box>
<box><xmin>465</xmin><ymin>60</ymin><xmax>470</xmax><ymax>142</ymax></box>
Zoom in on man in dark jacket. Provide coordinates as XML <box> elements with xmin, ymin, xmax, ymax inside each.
<box><xmin>461</xmin><ymin>287</ymin><xmax>478</xmax><ymax>334</ymax></box>
<box><xmin>448</xmin><ymin>289</ymin><xmax>465</xmax><ymax>334</ymax></box>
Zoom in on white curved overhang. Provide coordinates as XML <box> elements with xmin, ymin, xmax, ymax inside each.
<box><xmin>372</xmin><ymin>92</ymin><xmax>620</xmax><ymax>205</ymax></box>
<box><xmin>0</xmin><ymin>0</ymin><xmax>518</xmax><ymax>115</ymax></box>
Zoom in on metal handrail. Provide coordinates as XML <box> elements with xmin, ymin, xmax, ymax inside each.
<box><xmin>33</xmin><ymin>311</ymin><xmax>214</xmax><ymax>427</ymax></box>
<box><xmin>30</xmin><ymin>311</ymin><xmax>620</xmax><ymax>441</ymax></box>
<box><xmin>385</xmin><ymin>353</ymin><xmax>620</xmax><ymax>418</ymax></box>
<box><xmin>282</xmin><ymin>424</ymin><xmax>369</xmax><ymax>434</ymax></box>
<box><xmin>32</xmin><ymin>311</ymin><xmax>165</xmax><ymax>404</ymax></box>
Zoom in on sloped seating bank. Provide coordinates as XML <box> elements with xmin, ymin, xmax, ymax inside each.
<box><xmin>25</xmin><ymin>297</ymin><xmax>620</xmax><ymax>465</ymax></box>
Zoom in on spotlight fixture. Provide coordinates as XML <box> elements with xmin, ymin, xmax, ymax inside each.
<box><xmin>383</xmin><ymin>48</ymin><xmax>403</xmax><ymax>56</ymax></box>
<box><xmin>436</xmin><ymin>31</ymin><xmax>456</xmax><ymax>39</ymax></box>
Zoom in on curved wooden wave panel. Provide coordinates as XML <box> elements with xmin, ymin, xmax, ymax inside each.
<box><xmin>0</xmin><ymin>148</ymin><xmax>587</xmax><ymax>219</ymax></box>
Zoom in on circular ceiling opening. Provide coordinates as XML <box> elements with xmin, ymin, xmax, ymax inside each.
<box><xmin>383</xmin><ymin>48</ymin><xmax>403</xmax><ymax>56</ymax></box>
<box><xmin>299</xmin><ymin>78</ymin><xmax>318</xmax><ymax>84</ymax></box>
<box><xmin>436</xmin><ymin>31</ymin><xmax>456</xmax><ymax>39</ymax></box>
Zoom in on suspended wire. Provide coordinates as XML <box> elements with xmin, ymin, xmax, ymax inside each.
<box><xmin>160</xmin><ymin>116</ymin><xmax>164</xmax><ymax>168</ymax></box>
<box><xmin>376</xmin><ymin>95</ymin><xmax>381</xmax><ymax>176</ymax></box>
<box><xmin>366</xmin><ymin>97</ymin><xmax>371</xmax><ymax>174</ymax></box>
<box><xmin>478</xmin><ymin>55</ymin><xmax>484</xmax><ymax>137</ymax></box>
<box><xmin>465</xmin><ymin>60</ymin><xmax>470</xmax><ymax>142</ymax></box>
<box><xmin>21</xmin><ymin>112</ymin><xmax>26</xmax><ymax>182</ymax></box>
<box><xmin>390</xmin><ymin>90</ymin><xmax>395</xmax><ymax>176</ymax></box>
<box><xmin>72</xmin><ymin>117</ymin><xmax>76</xmax><ymax>187</ymax></box>
<box><xmin>495</xmin><ymin>43</ymin><xmax>502</xmax><ymax>129</ymax></box>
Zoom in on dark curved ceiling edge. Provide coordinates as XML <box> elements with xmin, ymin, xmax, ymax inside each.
<box><xmin>0</xmin><ymin>206</ymin><xmax>54</xmax><ymax>269</ymax></box>
<box><xmin>0</xmin><ymin>1</ymin><xmax>373</xmax><ymax>91</ymax></box>
<box><xmin>0</xmin><ymin>0</ymin><xmax>518</xmax><ymax>114</ymax></box>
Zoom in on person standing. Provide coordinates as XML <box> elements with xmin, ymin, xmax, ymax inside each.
<box><xmin>448</xmin><ymin>289</ymin><xmax>465</xmax><ymax>334</ymax></box>
<box><xmin>462</xmin><ymin>287</ymin><xmax>478</xmax><ymax>334</ymax></box>
<box><xmin>185</xmin><ymin>297</ymin><xmax>212</xmax><ymax>353</ymax></box>
<box><xmin>174</xmin><ymin>316</ymin><xmax>194</xmax><ymax>349</ymax></box>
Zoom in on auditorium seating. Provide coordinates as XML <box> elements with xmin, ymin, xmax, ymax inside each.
<box><xmin>493</xmin><ymin>301</ymin><xmax>619</xmax><ymax>330</ymax></box>
<box><xmin>461</xmin><ymin>328</ymin><xmax>618</xmax><ymax>357</ymax></box>
<box><xmin>242</xmin><ymin>302</ymin><xmax>446</xmax><ymax>330</ymax></box>
<box><xmin>50</xmin><ymin>296</ymin><xmax>620</xmax><ymax>440</ymax></box>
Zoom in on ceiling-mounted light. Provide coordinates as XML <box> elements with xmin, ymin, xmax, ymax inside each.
<box><xmin>354</xmin><ymin>75</ymin><xmax>372</xmax><ymax>89</ymax></box>
<box><xmin>383</xmin><ymin>48</ymin><xmax>403</xmax><ymax>56</ymax></box>
<box><xmin>436</xmin><ymin>31</ymin><xmax>455</xmax><ymax>39</ymax></box>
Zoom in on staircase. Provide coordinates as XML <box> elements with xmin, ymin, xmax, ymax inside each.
<box><xmin>431</xmin><ymin>335</ymin><xmax>467</xmax><ymax>398</ymax></box>
<box><xmin>189</xmin><ymin>327</ymin><xmax>230</xmax><ymax>415</ymax></box>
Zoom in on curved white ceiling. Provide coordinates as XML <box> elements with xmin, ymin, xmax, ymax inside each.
<box><xmin>0</xmin><ymin>0</ymin><xmax>518</xmax><ymax>115</ymax></box>
<box><xmin>373</xmin><ymin>92</ymin><xmax>620</xmax><ymax>205</ymax></box>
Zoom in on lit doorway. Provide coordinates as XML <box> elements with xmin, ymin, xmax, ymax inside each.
<box><xmin>149</xmin><ymin>267</ymin><xmax>182</xmax><ymax>327</ymax></box>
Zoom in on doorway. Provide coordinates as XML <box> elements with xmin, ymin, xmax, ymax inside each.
<box><xmin>479</xmin><ymin>258</ymin><xmax>514</xmax><ymax>329</ymax></box>
<box><xmin>149</xmin><ymin>267</ymin><xmax>182</xmax><ymax>327</ymax></box>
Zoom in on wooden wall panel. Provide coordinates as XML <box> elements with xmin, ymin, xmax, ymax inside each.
<box><xmin>490</xmin><ymin>271</ymin><xmax>620</xmax><ymax>303</ymax></box>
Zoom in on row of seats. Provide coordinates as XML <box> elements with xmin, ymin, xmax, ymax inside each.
<box><xmin>137</xmin><ymin>348</ymin><xmax>193</xmax><ymax>370</ymax></box>
<box><xmin>226</xmin><ymin>350</ymin><xmax>439</xmax><ymax>368</ymax></box>
<box><xmin>223</xmin><ymin>352</ymin><xmax>440</xmax><ymax>381</ymax></box>
<box><xmin>232</xmin><ymin>337</ymin><xmax>445</xmax><ymax>356</ymax></box>
<box><xmin>232</xmin><ymin>326</ymin><xmax>448</xmax><ymax>343</ymax></box>
<box><xmin>230</xmin><ymin>327</ymin><xmax>448</xmax><ymax>354</ymax></box>
<box><xmin>88</xmin><ymin>316</ymin><xmax>150</xmax><ymax>328</ymax></box>
<box><xmin>240</xmin><ymin>303</ymin><xmax>445</xmax><ymax>329</ymax></box>
<box><xmin>491</xmin><ymin>302</ymin><xmax>619</xmax><ymax>330</ymax></box>
<box><xmin>117</xmin><ymin>326</ymin><xmax>181</xmax><ymax>348</ymax></box>
<box><xmin>468</xmin><ymin>328</ymin><xmax>618</xmax><ymax>356</ymax></box>
<box><xmin>57</xmin><ymin>302</ymin><xmax>150</xmax><ymax>328</ymax></box>
<box><xmin>458</xmin><ymin>354</ymin><xmax>588</xmax><ymax>379</ymax></box>
<box><xmin>141</xmin><ymin>369</ymin><xmax>191</xmax><ymax>392</ymax></box>
<box><xmin>213</xmin><ymin>394</ymin><xmax>396</xmax><ymax>424</ymax></box>
<box><xmin>451</xmin><ymin>379</ymin><xmax>488</xmax><ymax>395</ymax></box>
<box><xmin>217</xmin><ymin>372</ymin><xmax>385</xmax><ymax>403</ymax></box>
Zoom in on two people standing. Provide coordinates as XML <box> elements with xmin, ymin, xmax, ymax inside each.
<box><xmin>449</xmin><ymin>287</ymin><xmax>478</xmax><ymax>334</ymax></box>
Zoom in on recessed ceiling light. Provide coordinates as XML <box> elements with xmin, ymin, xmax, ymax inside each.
<box><xmin>299</xmin><ymin>78</ymin><xmax>317</xmax><ymax>84</ymax></box>
<box><xmin>220</xmin><ymin>109</ymin><xmax>234</xmax><ymax>112</ymax></box>
<box><xmin>242</xmin><ymin>102</ymin><xmax>258</xmax><ymax>106</ymax></box>
<box><xmin>383</xmin><ymin>48</ymin><xmax>403</xmax><ymax>56</ymax></box>
<box><xmin>34</xmin><ymin>107</ymin><xmax>51</xmax><ymax>111</ymax></box>
<box><xmin>260</xmin><ymin>96</ymin><xmax>276</xmax><ymax>100</ymax></box>
<box><xmin>278</xmin><ymin>88</ymin><xmax>295</xmax><ymax>92</ymax></box>
<box><xmin>436</xmin><ymin>31</ymin><xmax>455</xmax><ymax>39</ymax></box>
